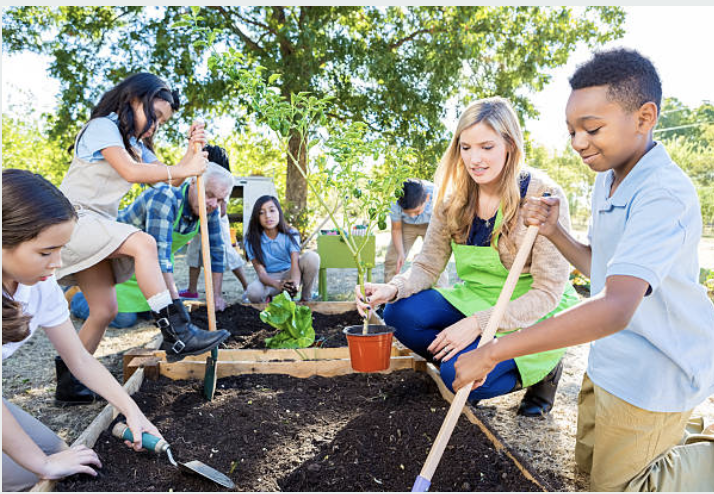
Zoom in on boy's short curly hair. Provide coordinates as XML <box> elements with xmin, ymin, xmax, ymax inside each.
<box><xmin>204</xmin><ymin>144</ymin><xmax>230</xmax><ymax>171</ymax></box>
<box><xmin>569</xmin><ymin>48</ymin><xmax>662</xmax><ymax>114</ymax></box>
<box><xmin>397</xmin><ymin>179</ymin><xmax>428</xmax><ymax>211</ymax></box>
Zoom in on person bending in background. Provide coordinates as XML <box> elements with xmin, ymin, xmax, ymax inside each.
<box><xmin>384</xmin><ymin>178</ymin><xmax>448</xmax><ymax>287</ymax></box>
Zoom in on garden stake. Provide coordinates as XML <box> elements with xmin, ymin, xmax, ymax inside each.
<box><xmin>193</xmin><ymin>118</ymin><xmax>219</xmax><ymax>400</ymax></box>
<box><xmin>112</xmin><ymin>423</ymin><xmax>235</xmax><ymax>489</ymax></box>
<box><xmin>412</xmin><ymin>193</ymin><xmax>549</xmax><ymax>492</ymax></box>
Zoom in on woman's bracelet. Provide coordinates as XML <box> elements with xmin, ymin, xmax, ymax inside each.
<box><xmin>166</xmin><ymin>165</ymin><xmax>172</xmax><ymax>185</ymax></box>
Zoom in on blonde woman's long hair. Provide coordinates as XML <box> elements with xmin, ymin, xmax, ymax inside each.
<box><xmin>434</xmin><ymin>97</ymin><xmax>524</xmax><ymax>251</ymax></box>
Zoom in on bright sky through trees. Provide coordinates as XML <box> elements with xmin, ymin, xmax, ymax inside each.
<box><xmin>3</xmin><ymin>6</ymin><xmax>712</xmax><ymax>150</ymax></box>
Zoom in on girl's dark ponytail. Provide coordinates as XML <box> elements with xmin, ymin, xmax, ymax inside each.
<box><xmin>2</xmin><ymin>286</ymin><xmax>31</xmax><ymax>344</ymax></box>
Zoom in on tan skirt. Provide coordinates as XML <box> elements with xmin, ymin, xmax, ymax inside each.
<box><xmin>56</xmin><ymin>210</ymin><xmax>139</xmax><ymax>286</ymax></box>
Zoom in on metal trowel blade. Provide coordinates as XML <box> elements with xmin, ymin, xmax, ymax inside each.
<box><xmin>179</xmin><ymin>460</ymin><xmax>235</xmax><ymax>489</ymax></box>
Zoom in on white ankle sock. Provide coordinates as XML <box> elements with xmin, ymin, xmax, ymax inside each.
<box><xmin>147</xmin><ymin>290</ymin><xmax>173</xmax><ymax>313</ymax></box>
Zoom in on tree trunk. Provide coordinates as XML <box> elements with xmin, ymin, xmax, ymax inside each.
<box><xmin>285</xmin><ymin>129</ymin><xmax>308</xmax><ymax>234</ymax></box>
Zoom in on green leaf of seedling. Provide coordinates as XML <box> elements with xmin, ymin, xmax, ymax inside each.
<box><xmin>268</xmin><ymin>73</ymin><xmax>281</xmax><ymax>84</ymax></box>
<box><xmin>191</xmin><ymin>6</ymin><xmax>201</xmax><ymax>16</ymax></box>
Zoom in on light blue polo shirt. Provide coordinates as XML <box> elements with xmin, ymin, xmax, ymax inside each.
<box><xmin>244</xmin><ymin>230</ymin><xmax>301</xmax><ymax>273</ymax></box>
<box><xmin>389</xmin><ymin>180</ymin><xmax>436</xmax><ymax>225</ymax></box>
<box><xmin>587</xmin><ymin>142</ymin><xmax>714</xmax><ymax>413</ymax></box>
<box><xmin>76</xmin><ymin>113</ymin><xmax>158</xmax><ymax>164</ymax></box>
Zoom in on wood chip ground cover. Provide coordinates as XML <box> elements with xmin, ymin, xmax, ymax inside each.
<box><xmin>56</xmin><ymin>371</ymin><xmax>545</xmax><ymax>492</ymax></box>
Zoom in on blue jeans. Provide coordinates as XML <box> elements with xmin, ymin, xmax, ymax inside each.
<box><xmin>384</xmin><ymin>289</ymin><xmax>520</xmax><ymax>401</ymax></box>
<box><xmin>70</xmin><ymin>292</ymin><xmax>148</xmax><ymax>329</ymax></box>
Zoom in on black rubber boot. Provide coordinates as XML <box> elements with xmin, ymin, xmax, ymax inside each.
<box><xmin>54</xmin><ymin>356</ymin><xmax>103</xmax><ymax>406</ymax></box>
<box><xmin>172</xmin><ymin>298</ymin><xmax>192</xmax><ymax>323</ymax></box>
<box><xmin>517</xmin><ymin>359</ymin><xmax>563</xmax><ymax>417</ymax></box>
<box><xmin>153</xmin><ymin>301</ymin><xmax>229</xmax><ymax>362</ymax></box>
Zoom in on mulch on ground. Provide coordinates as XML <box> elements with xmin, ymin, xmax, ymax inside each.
<box><xmin>56</xmin><ymin>371</ymin><xmax>546</xmax><ymax>492</ymax></box>
<box><xmin>190</xmin><ymin>303</ymin><xmax>364</xmax><ymax>349</ymax></box>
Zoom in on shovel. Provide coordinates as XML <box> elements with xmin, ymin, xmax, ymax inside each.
<box><xmin>192</xmin><ymin>117</ymin><xmax>219</xmax><ymax>400</ymax></box>
<box><xmin>112</xmin><ymin>422</ymin><xmax>235</xmax><ymax>489</ymax></box>
<box><xmin>412</xmin><ymin>192</ymin><xmax>549</xmax><ymax>492</ymax></box>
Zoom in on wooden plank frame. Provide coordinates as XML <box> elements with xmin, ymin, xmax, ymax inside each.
<box><xmin>123</xmin><ymin>300</ymin><xmax>398</xmax><ymax>381</ymax></box>
<box><xmin>36</xmin><ymin>303</ymin><xmax>546</xmax><ymax>492</ymax></box>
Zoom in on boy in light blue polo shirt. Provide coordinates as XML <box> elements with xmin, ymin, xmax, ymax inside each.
<box><xmin>452</xmin><ymin>48</ymin><xmax>714</xmax><ymax>491</ymax></box>
<box><xmin>385</xmin><ymin>179</ymin><xmax>448</xmax><ymax>287</ymax></box>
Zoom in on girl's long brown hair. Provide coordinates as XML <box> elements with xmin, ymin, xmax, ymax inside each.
<box><xmin>434</xmin><ymin>97</ymin><xmax>524</xmax><ymax>251</ymax></box>
<box><xmin>2</xmin><ymin>169</ymin><xmax>77</xmax><ymax>344</ymax></box>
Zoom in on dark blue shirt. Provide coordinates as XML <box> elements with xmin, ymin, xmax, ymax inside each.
<box><xmin>467</xmin><ymin>172</ymin><xmax>531</xmax><ymax>247</ymax></box>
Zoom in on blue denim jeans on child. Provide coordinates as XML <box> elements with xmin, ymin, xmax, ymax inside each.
<box><xmin>70</xmin><ymin>292</ymin><xmax>144</xmax><ymax>329</ymax></box>
<box><xmin>383</xmin><ymin>289</ymin><xmax>520</xmax><ymax>401</ymax></box>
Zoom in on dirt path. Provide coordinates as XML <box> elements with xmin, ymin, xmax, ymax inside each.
<box><xmin>3</xmin><ymin>236</ymin><xmax>713</xmax><ymax>491</ymax></box>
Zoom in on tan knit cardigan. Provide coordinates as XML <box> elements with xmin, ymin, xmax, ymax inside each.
<box><xmin>388</xmin><ymin>167</ymin><xmax>572</xmax><ymax>333</ymax></box>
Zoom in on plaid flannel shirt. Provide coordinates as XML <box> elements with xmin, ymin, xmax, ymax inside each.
<box><xmin>117</xmin><ymin>182</ymin><xmax>224</xmax><ymax>273</ymax></box>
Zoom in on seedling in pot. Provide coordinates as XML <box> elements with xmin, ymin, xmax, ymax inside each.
<box><xmin>173</xmin><ymin>14</ymin><xmax>414</xmax><ymax>331</ymax></box>
<box><xmin>176</xmin><ymin>15</ymin><xmax>413</xmax><ymax>370</ymax></box>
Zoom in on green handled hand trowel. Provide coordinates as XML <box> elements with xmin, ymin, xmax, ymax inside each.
<box><xmin>112</xmin><ymin>423</ymin><xmax>235</xmax><ymax>489</ymax></box>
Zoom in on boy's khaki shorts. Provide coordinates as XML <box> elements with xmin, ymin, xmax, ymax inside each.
<box><xmin>575</xmin><ymin>373</ymin><xmax>714</xmax><ymax>492</ymax></box>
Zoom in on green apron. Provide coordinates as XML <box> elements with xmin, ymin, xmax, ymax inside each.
<box><xmin>115</xmin><ymin>183</ymin><xmax>200</xmax><ymax>313</ymax></box>
<box><xmin>435</xmin><ymin>209</ymin><xmax>579</xmax><ymax>387</ymax></box>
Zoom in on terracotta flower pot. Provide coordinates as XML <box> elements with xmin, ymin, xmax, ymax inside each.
<box><xmin>343</xmin><ymin>325</ymin><xmax>395</xmax><ymax>372</ymax></box>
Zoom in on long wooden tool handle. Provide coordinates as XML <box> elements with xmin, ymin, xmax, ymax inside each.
<box><xmin>194</xmin><ymin>123</ymin><xmax>216</xmax><ymax>332</ymax></box>
<box><xmin>413</xmin><ymin>224</ymin><xmax>541</xmax><ymax>491</ymax></box>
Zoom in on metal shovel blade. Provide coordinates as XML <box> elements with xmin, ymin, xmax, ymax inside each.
<box><xmin>179</xmin><ymin>460</ymin><xmax>235</xmax><ymax>489</ymax></box>
<box><xmin>203</xmin><ymin>348</ymin><xmax>218</xmax><ymax>401</ymax></box>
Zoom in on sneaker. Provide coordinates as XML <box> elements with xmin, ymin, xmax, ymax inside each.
<box><xmin>178</xmin><ymin>289</ymin><xmax>199</xmax><ymax>300</ymax></box>
<box><xmin>240</xmin><ymin>293</ymin><xmax>250</xmax><ymax>304</ymax></box>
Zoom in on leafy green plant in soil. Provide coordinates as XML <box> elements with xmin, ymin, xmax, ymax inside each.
<box><xmin>260</xmin><ymin>292</ymin><xmax>315</xmax><ymax>348</ymax></box>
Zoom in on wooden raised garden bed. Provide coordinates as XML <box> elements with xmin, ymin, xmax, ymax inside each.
<box><xmin>36</xmin><ymin>302</ymin><xmax>549</xmax><ymax>492</ymax></box>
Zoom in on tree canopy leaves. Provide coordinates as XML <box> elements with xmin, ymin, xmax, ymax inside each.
<box><xmin>3</xmin><ymin>6</ymin><xmax>626</xmax><ymax>171</ymax></box>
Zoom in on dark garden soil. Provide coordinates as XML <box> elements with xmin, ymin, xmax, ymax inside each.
<box><xmin>56</xmin><ymin>370</ymin><xmax>546</xmax><ymax>492</ymax></box>
<box><xmin>190</xmin><ymin>303</ymin><xmax>363</xmax><ymax>349</ymax></box>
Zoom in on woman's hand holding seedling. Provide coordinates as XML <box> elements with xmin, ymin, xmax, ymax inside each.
<box><xmin>354</xmin><ymin>282</ymin><xmax>397</xmax><ymax>317</ymax></box>
<box><xmin>427</xmin><ymin>316</ymin><xmax>482</xmax><ymax>362</ymax></box>
<box><xmin>523</xmin><ymin>196</ymin><xmax>560</xmax><ymax>238</ymax></box>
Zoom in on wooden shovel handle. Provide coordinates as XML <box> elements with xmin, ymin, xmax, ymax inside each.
<box><xmin>194</xmin><ymin>127</ymin><xmax>216</xmax><ymax>332</ymax></box>
<box><xmin>417</xmin><ymin>223</ymin><xmax>541</xmax><ymax>483</ymax></box>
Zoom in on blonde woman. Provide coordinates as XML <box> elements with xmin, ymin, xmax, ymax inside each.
<box><xmin>356</xmin><ymin>97</ymin><xmax>579</xmax><ymax>416</ymax></box>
